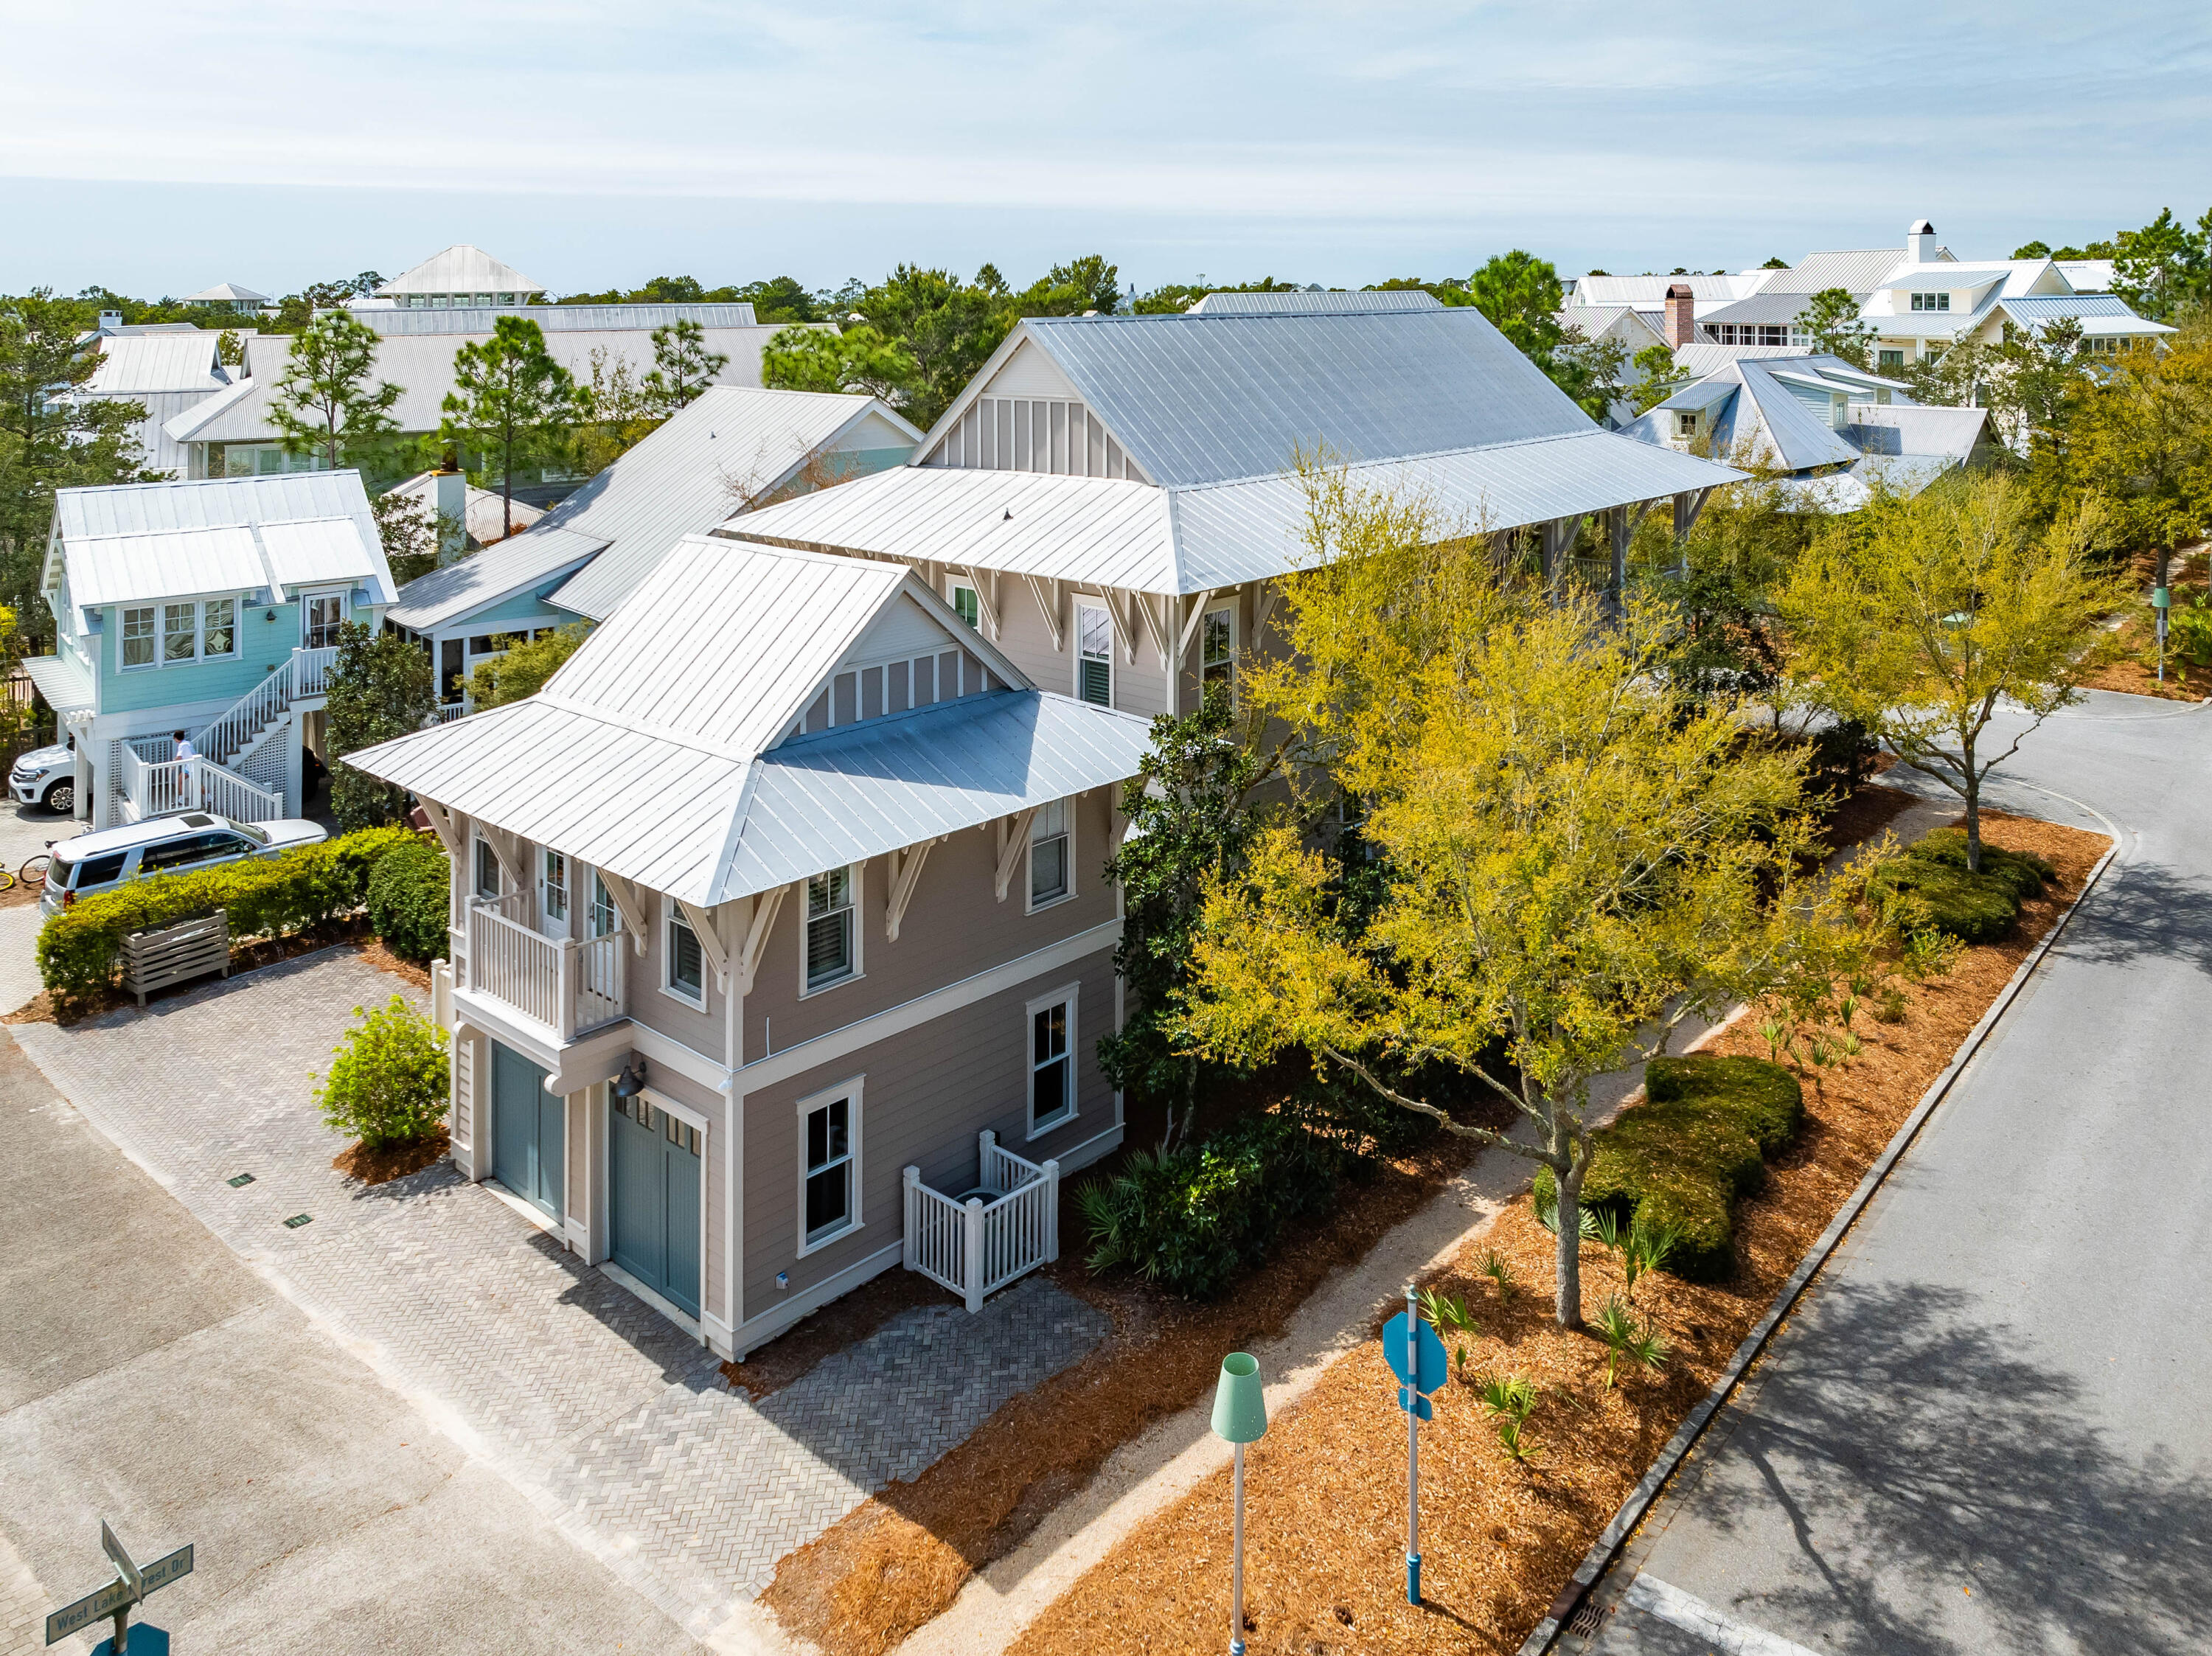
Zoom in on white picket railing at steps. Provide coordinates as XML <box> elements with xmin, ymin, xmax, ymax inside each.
<box><xmin>115</xmin><ymin>745</ymin><xmax>285</xmax><ymax>825</ymax></box>
<box><xmin>903</xmin><ymin>1132</ymin><xmax>1060</xmax><ymax>1312</ymax></box>
<box><xmin>200</xmin><ymin>645</ymin><xmax>339</xmax><ymax>770</ymax></box>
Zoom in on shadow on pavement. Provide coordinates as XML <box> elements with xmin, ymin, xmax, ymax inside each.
<box><xmin>1674</xmin><ymin>1278</ymin><xmax>2212</xmax><ymax>1653</ymax></box>
<box><xmin>2058</xmin><ymin>855</ymin><xmax>2212</xmax><ymax>978</ymax></box>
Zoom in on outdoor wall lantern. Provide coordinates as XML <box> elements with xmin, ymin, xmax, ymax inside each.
<box><xmin>611</xmin><ymin>1057</ymin><xmax>647</xmax><ymax>1101</ymax></box>
<box><xmin>1211</xmin><ymin>1351</ymin><xmax>1268</xmax><ymax>1656</ymax></box>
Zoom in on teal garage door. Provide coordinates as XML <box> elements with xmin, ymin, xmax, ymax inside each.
<box><xmin>610</xmin><ymin>1096</ymin><xmax>703</xmax><ymax>1318</ymax></box>
<box><xmin>491</xmin><ymin>1042</ymin><xmax>563</xmax><ymax>1220</ymax></box>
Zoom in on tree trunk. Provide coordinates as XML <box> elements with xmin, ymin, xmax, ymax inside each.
<box><xmin>1961</xmin><ymin>731</ymin><xmax>1981</xmax><ymax>873</ymax></box>
<box><xmin>1553</xmin><ymin>1150</ymin><xmax>1587</xmax><ymax>1331</ymax></box>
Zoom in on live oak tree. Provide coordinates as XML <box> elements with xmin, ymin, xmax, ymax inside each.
<box><xmin>325</xmin><ymin>619</ymin><xmax>435</xmax><ymax>829</ymax></box>
<box><xmin>439</xmin><ymin>317</ymin><xmax>581</xmax><ymax>539</ymax></box>
<box><xmin>1177</xmin><ymin>469</ymin><xmax>1866</xmax><ymax>1329</ymax></box>
<box><xmin>1778</xmin><ymin>471</ymin><xmax>2124</xmax><ymax>872</ymax></box>
<box><xmin>268</xmin><ymin>310</ymin><xmax>403</xmax><ymax>472</ymax></box>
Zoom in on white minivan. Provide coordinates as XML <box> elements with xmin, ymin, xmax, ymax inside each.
<box><xmin>42</xmin><ymin>813</ymin><xmax>327</xmax><ymax>916</ymax></box>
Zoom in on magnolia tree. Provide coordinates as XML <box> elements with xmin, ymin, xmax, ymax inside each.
<box><xmin>1175</xmin><ymin>469</ymin><xmax>1877</xmax><ymax>1329</ymax></box>
<box><xmin>1779</xmin><ymin>472</ymin><xmax>2121</xmax><ymax>872</ymax></box>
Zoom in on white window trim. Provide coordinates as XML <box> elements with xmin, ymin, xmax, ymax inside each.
<box><xmin>302</xmin><ymin>587</ymin><xmax>350</xmax><ymax>649</ymax></box>
<box><xmin>1026</xmin><ymin>794</ymin><xmax>1077</xmax><ymax>915</ymax></box>
<box><xmin>1074</xmin><ymin>603</ymin><xmax>1113</xmax><ymax>707</ymax></box>
<box><xmin>118</xmin><ymin>605</ymin><xmax>158</xmax><ymax>672</ymax></box>
<box><xmin>795</xmin><ymin>1075</ymin><xmax>864</xmax><ymax>1258</ymax></box>
<box><xmin>661</xmin><ymin>893</ymin><xmax>708</xmax><ymax>1009</ymax></box>
<box><xmin>947</xmin><ymin>576</ymin><xmax>981</xmax><ymax>632</ymax></box>
<box><xmin>1201</xmin><ymin>602</ymin><xmax>1237</xmax><ymax>686</ymax></box>
<box><xmin>199</xmin><ymin>596</ymin><xmax>240</xmax><ymax>661</ymax></box>
<box><xmin>540</xmin><ymin>848</ymin><xmax>571</xmax><ymax>934</ymax></box>
<box><xmin>1026</xmin><ymin>982</ymin><xmax>1080</xmax><ymax>1140</ymax></box>
<box><xmin>798</xmin><ymin>862</ymin><xmax>865</xmax><ymax>999</ymax></box>
<box><xmin>471</xmin><ymin>834</ymin><xmax>502</xmax><ymax>901</ymax></box>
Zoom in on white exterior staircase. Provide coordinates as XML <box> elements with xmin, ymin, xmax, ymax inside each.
<box><xmin>111</xmin><ymin>645</ymin><xmax>338</xmax><ymax>827</ymax></box>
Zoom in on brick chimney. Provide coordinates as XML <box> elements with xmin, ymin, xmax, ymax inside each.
<box><xmin>1664</xmin><ymin>283</ymin><xmax>1697</xmax><ymax>348</ymax></box>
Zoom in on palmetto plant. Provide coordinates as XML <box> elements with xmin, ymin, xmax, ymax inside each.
<box><xmin>1536</xmin><ymin>1186</ymin><xmax>1604</xmax><ymax>1239</ymax></box>
<box><xmin>1593</xmin><ymin>1295</ymin><xmax>1671</xmax><ymax>1387</ymax></box>
<box><xmin>1479</xmin><ymin>1249</ymin><xmax>1517</xmax><ymax>1302</ymax></box>
<box><xmin>1834</xmin><ymin>1030</ymin><xmax>1865</xmax><ymax>1060</ymax></box>
<box><xmin>1617</xmin><ymin>1217</ymin><xmax>1683</xmax><ymax>1299</ymax></box>
<box><xmin>1495</xmin><ymin>1415</ymin><xmax>1540</xmax><ymax>1464</ymax></box>
<box><xmin>1759</xmin><ymin>1017</ymin><xmax>1792</xmax><ymax>1064</ymax></box>
<box><xmin>1418</xmin><ymin>1287</ymin><xmax>1477</xmax><ymax>1340</ymax></box>
<box><xmin>1476</xmin><ymin>1374</ymin><xmax>1538</xmax><ymax>1423</ymax></box>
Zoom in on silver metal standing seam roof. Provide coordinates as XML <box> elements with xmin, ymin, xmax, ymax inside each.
<box><xmin>346</xmin><ymin>536</ymin><xmax>1148</xmax><ymax>904</ymax></box>
<box><xmin>376</xmin><ymin>244</ymin><xmax>542</xmax><ymax>297</ymax></box>
<box><xmin>384</xmin><ymin>528</ymin><xmax>599</xmax><ymax>633</ymax></box>
<box><xmin>1733</xmin><ymin>364</ymin><xmax>1863</xmax><ymax>472</ymax></box>
<box><xmin>52</xmin><ymin>470</ymin><xmax>378</xmax><ymax>540</ymax></box>
<box><xmin>1996</xmin><ymin>295</ymin><xmax>2174</xmax><ymax>332</ymax></box>
<box><xmin>1186</xmin><ymin>290</ymin><xmax>1445</xmax><ymax>315</ymax></box>
<box><xmin>1763</xmin><ymin>247</ymin><xmax>1935</xmax><ymax>295</ymax></box>
<box><xmin>1006</xmin><ymin>308</ymin><xmax>1593</xmax><ymax>487</ymax></box>
<box><xmin>728</xmin><ymin>430</ymin><xmax>1745</xmax><ymax>596</ymax></box>
<box><xmin>84</xmin><ymin>335</ymin><xmax>228</xmax><ymax>394</ymax></box>
<box><xmin>546</xmin><ymin>387</ymin><xmax>925</xmax><ymax>622</ymax></box>
<box><xmin>182</xmin><ymin>282</ymin><xmax>269</xmax><ymax>305</ymax></box>
<box><xmin>351</xmin><ymin>302</ymin><xmax>762</xmax><ymax>335</ymax></box>
<box><xmin>21</xmin><ymin>653</ymin><xmax>94</xmax><ymax>715</ymax></box>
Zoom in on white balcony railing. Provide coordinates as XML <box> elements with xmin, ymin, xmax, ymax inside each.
<box><xmin>465</xmin><ymin>897</ymin><xmax>629</xmax><ymax>1041</ymax></box>
<box><xmin>903</xmin><ymin>1131</ymin><xmax>1060</xmax><ymax>1312</ymax></box>
<box><xmin>115</xmin><ymin>746</ymin><xmax>285</xmax><ymax>826</ymax></box>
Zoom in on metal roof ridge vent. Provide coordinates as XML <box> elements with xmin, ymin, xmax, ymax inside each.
<box><xmin>1163</xmin><ymin>428</ymin><xmax>1608</xmax><ymax>496</ymax></box>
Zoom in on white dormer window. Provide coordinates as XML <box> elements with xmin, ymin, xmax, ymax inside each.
<box><xmin>1910</xmin><ymin>292</ymin><xmax>1951</xmax><ymax>313</ymax></box>
<box><xmin>949</xmin><ymin>580</ymin><xmax>980</xmax><ymax>630</ymax></box>
<box><xmin>1676</xmin><ymin>412</ymin><xmax>1697</xmax><ymax>437</ymax></box>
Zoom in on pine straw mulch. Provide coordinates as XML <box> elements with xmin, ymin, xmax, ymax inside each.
<box><xmin>5</xmin><ymin>921</ymin><xmax>431</xmax><ymax>1026</ymax></box>
<box><xmin>333</xmin><ymin>1124</ymin><xmax>449</xmax><ymax>1186</ymax></box>
<box><xmin>1007</xmin><ymin>811</ymin><xmax>2108</xmax><ymax>1656</ymax></box>
<box><xmin>759</xmin><ymin>1093</ymin><xmax>1514</xmax><ymax>1656</ymax></box>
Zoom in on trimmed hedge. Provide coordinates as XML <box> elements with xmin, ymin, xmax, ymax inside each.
<box><xmin>38</xmin><ymin>826</ymin><xmax>419</xmax><ymax>1003</ymax></box>
<box><xmin>1537</xmin><ymin>1054</ymin><xmax>1803</xmax><ymax>1281</ymax></box>
<box><xmin>1871</xmin><ymin>827</ymin><xmax>2054</xmax><ymax>945</ymax></box>
<box><xmin>1078</xmin><ymin>1112</ymin><xmax>1344</xmax><ymax>1300</ymax></box>
<box><xmin>365</xmin><ymin>839</ymin><xmax>451</xmax><ymax>964</ymax></box>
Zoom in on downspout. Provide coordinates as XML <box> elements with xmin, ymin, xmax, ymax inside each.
<box><xmin>721</xmin><ymin>898</ymin><xmax>743</xmax><ymax>1357</ymax></box>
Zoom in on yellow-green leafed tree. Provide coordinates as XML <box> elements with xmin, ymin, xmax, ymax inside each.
<box><xmin>1178</xmin><ymin>467</ymin><xmax>1872</xmax><ymax>1330</ymax></box>
<box><xmin>462</xmin><ymin>624</ymin><xmax>591</xmax><ymax>710</ymax></box>
<box><xmin>1778</xmin><ymin>472</ymin><xmax>2123</xmax><ymax>873</ymax></box>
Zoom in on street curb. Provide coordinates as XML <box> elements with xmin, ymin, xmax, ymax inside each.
<box><xmin>1516</xmin><ymin>828</ymin><xmax>2122</xmax><ymax>1656</ymax></box>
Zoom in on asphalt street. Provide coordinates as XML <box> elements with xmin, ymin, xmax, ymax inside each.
<box><xmin>0</xmin><ymin>1035</ymin><xmax>704</xmax><ymax>1656</ymax></box>
<box><xmin>1579</xmin><ymin>689</ymin><xmax>2212</xmax><ymax>1656</ymax></box>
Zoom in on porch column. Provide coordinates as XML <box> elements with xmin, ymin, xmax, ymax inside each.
<box><xmin>282</xmin><ymin>713</ymin><xmax>304</xmax><ymax>818</ymax></box>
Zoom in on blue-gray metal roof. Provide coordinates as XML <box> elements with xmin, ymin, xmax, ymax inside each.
<box><xmin>1998</xmin><ymin>294</ymin><xmax>2170</xmax><ymax>329</ymax></box>
<box><xmin>386</xmin><ymin>526</ymin><xmax>606</xmax><ymax>631</ymax></box>
<box><xmin>724</xmin><ymin>691</ymin><xmax>1152</xmax><ymax>902</ymax></box>
<box><xmin>1186</xmin><ymin>290</ymin><xmax>1444</xmax><ymax>315</ymax></box>
<box><xmin>1736</xmin><ymin>363</ymin><xmax>1861</xmax><ymax>471</ymax></box>
<box><xmin>1019</xmin><ymin>309</ymin><xmax>1590</xmax><ymax>487</ymax></box>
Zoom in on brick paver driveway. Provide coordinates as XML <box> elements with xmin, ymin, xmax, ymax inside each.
<box><xmin>12</xmin><ymin>947</ymin><xmax>1107</xmax><ymax>1643</ymax></box>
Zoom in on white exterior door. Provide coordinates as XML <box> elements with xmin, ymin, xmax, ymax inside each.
<box><xmin>302</xmin><ymin>591</ymin><xmax>347</xmax><ymax>650</ymax></box>
<box><xmin>539</xmin><ymin>849</ymin><xmax>571</xmax><ymax>940</ymax></box>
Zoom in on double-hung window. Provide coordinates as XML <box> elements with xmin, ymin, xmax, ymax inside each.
<box><xmin>801</xmin><ymin>1088</ymin><xmax>858</xmax><ymax>1249</ymax></box>
<box><xmin>1029</xmin><ymin>988</ymin><xmax>1077</xmax><ymax>1135</ymax></box>
<box><xmin>163</xmin><ymin>603</ymin><xmax>198</xmax><ymax>664</ymax></box>
<box><xmin>805</xmin><ymin>868</ymin><xmax>857</xmax><ymax>991</ymax></box>
<box><xmin>473</xmin><ymin>838</ymin><xmax>501</xmax><ymax>900</ymax></box>
<box><xmin>121</xmin><ymin>606</ymin><xmax>156</xmax><ymax>669</ymax></box>
<box><xmin>1201</xmin><ymin>607</ymin><xmax>1234</xmax><ymax>690</ymax></box>
<box><xmin>1029</xmin><ymin>800</ymin><xmax>1069</xmax><ymax>907</ymax></box>
<box><xmin>1077</xmin><ymin>605</ymin><xmax>1112</xmax><ymax>706</ymax></box>
<box><xmin>666</xmin><ymin>902</ymin><xmax>705</xmax><ymax>1004</ymax></box>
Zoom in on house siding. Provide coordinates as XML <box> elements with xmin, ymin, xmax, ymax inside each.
<box><xmin>742</xmin><ymin>784</ymin><xmax>1118</xmax><ymax>1062</ymax></box>
<box><xmin>97</xmin><ymin>598</ymin><xmax>311</xmax><ymax>714</ymax></box>
<box><xmin>738</xmin><ymin>942</ymin><xmax>1116</xmax><ymax>1319</ymax></box>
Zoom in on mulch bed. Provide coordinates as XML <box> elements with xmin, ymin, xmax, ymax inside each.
<box><xmin>1005</xmin><ymin>812</ymin><xmax>2108</xmax><ymax>1656</ymax></box>
<box><xmin>1816</xmin><ymin>779</ymin><xmax>1920</xmax><ymax>855</ymax></box>
<box><xmin>333</xmin><ymin>1125</ymin><xmax>450</xmax><ymax>1186</ymax></box>
<box><xmin>5</xmin><ymin>919</ymin><xmax>431</xmax><ymax>1026</ymax></box>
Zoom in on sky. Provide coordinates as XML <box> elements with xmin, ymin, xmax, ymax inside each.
<box><xmin>4</xmin><ymin>0</ymin><xmax>2208</xmax><ymax>299</ymax></box>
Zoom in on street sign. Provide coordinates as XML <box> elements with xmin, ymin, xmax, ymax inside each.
<box><xmin>1397</xmin><ymin>1385</ymin><xmax>1433</xmax><ymax>1422</ymax></box>
<box><xmin>45</xmin><ymin>1525</ymin><xmax>192</xmax><ymax>1649</ymax></box>
<box><xmin>1380</xmin><ymin>1312</ymin><xmax>1447</xmax><ymax>1394</ymax></box>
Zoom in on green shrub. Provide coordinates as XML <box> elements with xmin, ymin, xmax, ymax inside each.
<box><xmin>37</xmin><ymin>826</ymin><xmax>418</xmax><ymax>1004</ymax></box>
<box><xmin>366</xmin><ymin>839</ymin><xmax>451</xmax><ymax>963</ymax></box>
<box><xmin>1077</xmin><ymin>1112</ymin><xmax>1343</xmax><ymax>1299</ymax></box>
<box><xmin>316</xmin><ymin>995</ymin><xmax>448</xmax><ymax>1149</ymax></box>
<box><xmin>1536</xmin><ymin>1054</ymin><xmax>1803</xmax><ymax>1281</ymax></box>
<box><xmin>1869</xmin><ymin>827</ymin><xmax>2052</xmax><ymax>945</ymax></box>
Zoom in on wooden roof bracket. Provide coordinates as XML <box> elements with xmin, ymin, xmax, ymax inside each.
<box><xmin>994</xmin><ymin>807</ymin><xmax>1040</xmax><ymax>902</ymax></box>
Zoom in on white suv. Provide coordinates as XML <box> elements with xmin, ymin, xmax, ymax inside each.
<box><xmin>42</xmin><ymin>813</ymin><xmax>328</xmax><ymax>917</ymax></box>
<box><xmin>10</xmin><ymin>742</ymin><xmax>77</xmax><ymax>815</ymax></box>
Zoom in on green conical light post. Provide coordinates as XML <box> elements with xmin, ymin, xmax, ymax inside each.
<box><xmin>1211</xmin><ymin>1351</ymin><xmax>1268</xmax><ymax>1656</ymax></box>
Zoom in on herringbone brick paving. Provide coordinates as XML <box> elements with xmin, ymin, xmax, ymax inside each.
<box><xmin>13</xmin><ymin>949</ymin><xmax>1106</xmax><ymax>1638</ymax></box>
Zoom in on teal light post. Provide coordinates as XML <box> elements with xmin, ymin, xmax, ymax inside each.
<box><xmin>1211</xmin><ymin>1352</ymin><xmax>1268</xmax><ymax>1656</ymax></box>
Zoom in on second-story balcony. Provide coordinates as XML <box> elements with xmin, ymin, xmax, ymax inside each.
<box><xmin>462</xmin><ymin>889</ymin><xmax>627</xmax><ymax>1042</ymax></box>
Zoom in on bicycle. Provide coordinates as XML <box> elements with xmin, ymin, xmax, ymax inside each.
<box><xmin>19</xmin><ymin>849</ymin><xmax>50</xmax><ymax>888</ymax></box>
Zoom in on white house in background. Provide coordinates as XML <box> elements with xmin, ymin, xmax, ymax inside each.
<box><xmin>383</xmin><ymin>386</ymin><xmax>921</xmax><ymax>710</ymax></box>
<box><xmin>1618</xmin><ymin>354</ymin><xmax>1991</xmax><ymax>512</ymax></box>
<box><xmin>379</xmin><ymin>470</ymin><xmax>545</xmax><ymax>555</ymax></box>
<box><xmin>347</xmin><ymin>536</ymin><xmax>1154</xmax><ymax>1357</ymax></box>
<box><xmin>1186</xmin><ymin>288</ymin><xmax>1444</xmax><ymax>314</ymax></box>
<box><xmin>373</xmin><ymin>246</ymin><xmax>546</xmax><ymax>310</ymax></box>
<box><xmin>74</xmin><ymin>333</ymin><xmax>237</xmax><ymax>477</ymax></box>
<box><xmin>162</xmin><ymin>309</ymin><xmax>796</xmax><ymax>494</ymax></box>
<box><xmin>721</xmin><ymin>295</ymin><xmax>1744</xmax><ymax>726</ymax></box>
<box><xmin>182</xmin><ymin>282</ymin><xmax>270</xmax><ymax>315</ymax></box>
<box><xmin>29</xmin><ymin>473</ymin><xmax>397</xmax><ymax>827</ymax></box>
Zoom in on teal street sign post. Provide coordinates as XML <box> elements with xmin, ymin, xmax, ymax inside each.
<box><xmin>44</xmin><ymin>1521</ymin><xmax>191</xmax><ymax>1655</ymax></box>
<box><xmin>1211</xmin><ymin>1351</ymin><xmax>1268</xmax><ymax>1656</ymax></box>
<box><xmin>1382</xmin><ymin>1287</ymin><xmax>1447</xmax><ymax>1604</ymax></box>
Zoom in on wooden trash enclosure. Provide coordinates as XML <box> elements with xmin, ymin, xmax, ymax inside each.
<box><xmin>122</xmin><ymin>912</ymin><xmax>231</xmax><ymax>1007</ymax></box>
